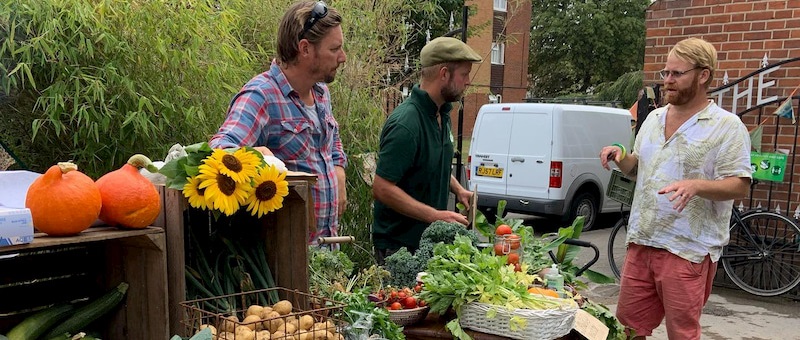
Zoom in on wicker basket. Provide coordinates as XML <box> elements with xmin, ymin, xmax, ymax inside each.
<box><xmin>388</xmin><ymin>306</ymin><xmax>430</xmax><ymax>326</ymax></box>
<box><xmin>459</xmin><ymin>302</ymin><xmax>578</xmax><ymax>340</ymax></box>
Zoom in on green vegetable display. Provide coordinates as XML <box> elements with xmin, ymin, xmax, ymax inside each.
<box><xmin>419</xmin><ymin>235</ymin><xmax>576</xmax><ymax>340</ymax></box>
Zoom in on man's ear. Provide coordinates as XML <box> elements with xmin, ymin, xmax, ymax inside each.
<box><xmin>438</xmin><ymin>65</ymin><xmax>450</xmax><ymax>81</ymax></box>
<box><xmin>298</xmin><ymin>39</ymin><xmax>312</xmax><ymax>57</ymax></box>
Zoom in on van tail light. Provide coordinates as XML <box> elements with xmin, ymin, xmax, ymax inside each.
<box><xmin>549</xmin><ymin>161</ymin><xmax>563</xmax><ymax>188</ymax></box>
<box><xmin>466</xmin><ymin>155</ymin><xmax>471</xmax><ymax>181</ymax></box>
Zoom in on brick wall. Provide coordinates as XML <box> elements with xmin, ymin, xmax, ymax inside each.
<box><xmin>645</xmin><ymin>0</ymin><xmax>800</xmax><ymax>213</ymax></box>
<box><xmin>457</xmin><ymin>0</ymin><xmax>531</xmax><ymax>138</ymax></box>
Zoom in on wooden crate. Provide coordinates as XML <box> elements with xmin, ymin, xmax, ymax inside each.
<box><xmin>153</xmin><ymin>173</ymin><xmax>317</xmax><ymax>335</ymax></box>
<box><xmin>0</xmin><ymin>227</ymin><xmax>168</xmax><ymax>339</ymax></box>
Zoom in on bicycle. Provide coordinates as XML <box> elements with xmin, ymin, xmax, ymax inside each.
<box><xmin>606</xmin><ymin>171</ymin><xmax>800</xmax><ymax>297</ymax></box>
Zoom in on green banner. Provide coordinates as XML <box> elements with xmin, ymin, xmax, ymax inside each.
<box><xmin>750</xmin><ymin>152</ymin><xmax>787</xmax><ymax>182</ymax></box>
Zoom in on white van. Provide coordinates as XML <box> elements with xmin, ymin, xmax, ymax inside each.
<box><xmin>467</xmin><ymin>103</ymin><xmax>632</xmax><ymax>230</ymax></box>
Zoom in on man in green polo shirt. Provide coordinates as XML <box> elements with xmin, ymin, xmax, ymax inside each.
<box><xmin>372</xmin><ymin>37</ymin><xmax>481</xmax><ymax>264</ymax></box>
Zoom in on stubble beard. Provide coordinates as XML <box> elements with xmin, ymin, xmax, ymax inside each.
<box><xmin>441</xmin><ymin>79</ymin><xmax>464</xmax><ymax>103</ymax></box>
<box><xmin>666</xmin><ymin>75</ymin><xmax>700</xmax><ymax>106</ymax></box>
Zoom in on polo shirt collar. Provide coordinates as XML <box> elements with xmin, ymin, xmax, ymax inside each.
<box><xmin>410</xmin><ymin>84</ymin><xmax>453</xmax><ymax>117</ymax></box>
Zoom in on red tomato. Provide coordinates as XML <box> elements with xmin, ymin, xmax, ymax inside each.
<box><xmin>507</xmin><ymin>234</ymin><xmax>521</xmax><ymax>249</ymax></box>
<box><xmin>514</xmin><ymin>263</ymin><xmax>522</xmax><ymax>272</ymax></box>
<box><xmin>494</xmin><ymin>243</ymin><xmax>506</xmax><ymax>256</ymax></box>
<box><xmin>398</xmin><ymin>291</ymin><xmax>408</xmax><ymax>299</ymax></box>
<box><xmin>495</xmin><ymin>224</ymin><xmax>513</xmax><ymax>236</ymax></box>
<box><xmin>390</xmin><ymin>291</ymin><xmax>398</xmax><ymax>299</ymax></box>
<box><xmin>414</xmin><ymin>284</ymin><xmax>422</xmax><ymax>293</ymax></box>
<box><xmin>418</xmin><ymin>299</ymin><xmax>427</xmax><ymax>307</ymax></box>
<box><xmin>403</xmin><ymin>296</ymin><xmax>417</xmax><ymax>309</ymax></box>
<box><xmin>507</xmin><ymin>252</ymin><xmax>520</xmax><ymax>265</ymax></box>
<box><xmin>390</xmin><ymin>302</ymin><xmax>403</xmax><ymax>310</ymax></box>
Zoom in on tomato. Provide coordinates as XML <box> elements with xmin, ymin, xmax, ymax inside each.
<box><xmin>414</xmin><ymin>284</ymin><xmax>422</xmax><ymax>293</ymax></box>
<box><xmin>418</xmin><ymin>299</ymin><xmax>427</xmax><ymax>307</ymax></box>
<box><xmin>494</xmin><ymin>242</ymin><xmax>507</xmax><ymax>256</ymax></box>
<box><xmin>398</xmin><ymin>291</ymin><xmax>408</xmax><ymax>299</ymax></box>
<box><xmin>506</xmin><ymin>234</ymin><xmax>521</xmax><ymax>249</ymax></box>
<box><xmin>403</xmin><ymin>296</ymin><xmax>417</xmax><ymax>309</ymax></box>
<box><xmin>514</xmin><ymin>263</ymin><xmax>522</xmax><ymax>272</ymax></box>
<box><xmin>390</xmin><ymin>291</ymin><xmax>398</xmax><ymax>299</ymax></box>
<box><xmin>507</xmin><ymin>252</ymin><xmax>520</xmax><ymax>265</ymax></box>
<box><xmin>390</xmin><ymin>302</ymin><xmax>403</xmax><ymax>310</ymax></box>
<box><xmin>495</xmin><ymin>224</ymin><xmax>512</xmax><ymax>236</ymax></box>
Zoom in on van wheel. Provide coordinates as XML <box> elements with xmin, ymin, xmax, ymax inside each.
<box><xmin>567</xmin><ymin>192</ymin><xmax>598</xmax><ymax>231</ymax></box>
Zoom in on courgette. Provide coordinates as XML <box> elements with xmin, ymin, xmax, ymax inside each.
<box><xmin>43</xmin><ymin>282</ymin><xmax>129</xmax><ymax>339</ymax></box>
<box><xmin>5</xmin><ymin>303</ymin><xmax>74</xmax><ymax>340</ymax></box>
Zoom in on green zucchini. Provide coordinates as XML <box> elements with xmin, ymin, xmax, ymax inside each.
<box><xmin>43</xmin><ymin>282</ymin><xmax>129</xmax><ymax>340</ymax></box>
<box><xmin>5</xmin><ymin>303</ymin><xmax>74</xmax><ymax>340</ymax></box>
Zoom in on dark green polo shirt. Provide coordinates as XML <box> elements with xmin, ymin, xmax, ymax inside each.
<box><xmin>372</xmin><ymin>85</ymin><xmax>455</xmax><ymax>250</ymax></box>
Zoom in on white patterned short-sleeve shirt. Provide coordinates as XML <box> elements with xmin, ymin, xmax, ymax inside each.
<box><xmin>628</xmin><ymin>101</ymin><xmax>752</xmax><ymax>263</ymax></box>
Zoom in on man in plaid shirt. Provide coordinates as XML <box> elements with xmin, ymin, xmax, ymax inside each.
<box><xmin>209</xmin><ymin>1</ymin><xmax>347</xmax><ymax>242</ymax></box>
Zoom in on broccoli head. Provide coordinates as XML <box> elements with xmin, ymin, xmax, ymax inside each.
<box><xmin>383</xmin><ymin>247</ymin><xmax>423</xmax><ymax>288</ymax></box>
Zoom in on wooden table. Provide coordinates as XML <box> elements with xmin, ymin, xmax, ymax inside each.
<box><xmin>403</xmin><ymin>313</ymin><xmax>579</xmax><ymax>340</ymax></box>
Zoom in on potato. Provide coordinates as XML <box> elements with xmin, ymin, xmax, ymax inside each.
<box><xmin>324</xmin><ymin>331</ymin><xmax>336</xmax><ymax>340</ymax></box>
<box><xmin>298</xmin><ymin>315</ymin><xmax>315</xmax><ymax>331</ymax></box>
<box><xmin>247</xmin><ymin>305</ymin><xmax>265</xmax><ymax>317</ymax></box>
<box><xmin>243</xmin><ymin>314</ymin><xmax>263</xmax><ymax>331</ymax></box>
<box><xmin>219</xmin><ymin>315</ymin><xmax>239</xmax><ymax>333</ymax></box>
<box><xmin>199</xmin><ymin>324</ymin><xmax>217</xmax><ymax>336</ymax></box>
<box><xmin>277</xmin><ymin>322</ymin><xmax>297</xmax><ymax>334</ymax></box>
<box><xmin>258</xmin><ymin>306</ymin><xmax>274</xmax><ymax>319</ymax></box>
<box><xmin>313</xmin><ymin>320</ymin><xmax>335</xmax><ymax>333</ymax></box>
<box><xmin>234</xmin><ymin>326</ymin><xmax>255</xmax><ymax>340</ymax></box>
<box><xmin>272</xmin><ymin>330</ymin><xmax>287</xmax><ymax>339</ymax></box>
<box><xmin>255</xmin><ymin>330</ymin><xmax>270</xmax><ymax>339</ymax></box>
<box><xmin>263</xmin><ymin>311</ymin><xmax>284</xmax><ymax>333</ymax></box>
<box><xmin>295</xmin><ymin>331</ymin><xmax>314</xmax><ymax>340</ymax></box>
<box><xmin>216</xmin><ymin>331</ymin><xmax>234</xmax><ymax>340</ymax></box>
<box><xmin>273</xmin><ymin>300</ymin><xmax>293</xmax><ymax>315</ymax></box>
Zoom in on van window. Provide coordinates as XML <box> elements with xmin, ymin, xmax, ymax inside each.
<box><xmin>473</xmin><ymin>111</ymin><xmax>513</xmax><ymax>155</ymax></box>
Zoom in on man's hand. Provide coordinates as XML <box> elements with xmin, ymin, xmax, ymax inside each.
<box><xmin>253</xmin><ymin>146</ymin><xmax>274</xmax><ymax>156</ymax></box>
<box><xmin>434</xmin><ymin>210</ymin><xmax>469</xmax><ymax>226</ymax></box>
<box><xmin>456</xmin><ymin>188</ymin><xmax>473</xmax><ymax>208</ymax></box>
<box><xmin>599</xmin><ymin>145</ymin><xmax>622</xmax><ymax>170</ymax></box>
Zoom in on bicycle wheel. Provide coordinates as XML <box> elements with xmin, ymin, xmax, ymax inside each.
<box><xmin>722</xmin><ymin>211</ymin><xmax>800</xmax><ymax>296</ymax></box>
<box><xmin>608</xmin><ymin>216</ymin><xmax>628</xmax><ymax>280</ymax></box>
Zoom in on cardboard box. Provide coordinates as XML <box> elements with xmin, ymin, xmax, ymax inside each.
<box><xmin>0</xmin><ymin>207</ymin><xmax>34</xmax><ymax>247</ymax></box>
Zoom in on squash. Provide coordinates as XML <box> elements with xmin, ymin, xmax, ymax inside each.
<box><xmin>42</xmin><ymin>282</ymin><xmax>129</xmax><ymax>339</ymax></box>
<box><xmin>95</xmin><ymin>154</ymin><xmax>161</xmax><ymax>228</ymax></box>
<box><xmin>25</xmin><ymin>162</ymin><xmax>102</xmax><ymax>236</ymax></box>
<box><xmin>5</xmin><ymin>303</ymin><xmax>74</xmax><ymax>340</ymax></box>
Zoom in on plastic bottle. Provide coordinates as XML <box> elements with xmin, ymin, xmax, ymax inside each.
<box><xmin>545</xmin><ymin>264</ymin><xmax>564</xmax><ymax>296</ymax></box>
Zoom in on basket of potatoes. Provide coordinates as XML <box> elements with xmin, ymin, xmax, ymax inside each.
<box><xmin>181</xmin><ymin>288</ymin><xmax>347</xmax><ymax>340</ymax></box>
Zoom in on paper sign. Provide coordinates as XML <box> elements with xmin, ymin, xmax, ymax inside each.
<box><xmin>572</xmin><ymin>309</ymin><xmax>609</xmax><ymax>340</ymax></box>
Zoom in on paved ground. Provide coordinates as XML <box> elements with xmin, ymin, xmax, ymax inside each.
<box><xmin>509</xmin><ymin>213</ymin><xmax>800</xmax><ymax>340</ymax></box>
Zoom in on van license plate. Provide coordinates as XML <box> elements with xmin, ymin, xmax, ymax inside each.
<box><xmin>477</xmin><ymin>166</ymin><xmax>503</xmax><ymax>178</ymax></box>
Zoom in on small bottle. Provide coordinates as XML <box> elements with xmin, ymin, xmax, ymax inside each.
<box><xmin>545</xmin><ymin>264</ymin><xmax>564</xmax><ymax>296</ymax></box>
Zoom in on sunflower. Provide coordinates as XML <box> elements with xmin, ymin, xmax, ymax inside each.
<box><xmin>202</xmin><ymin>148</ymin><xmax>261</xmax><ymax>184</ymax></box>
<box><xmin>182</xmin><ymin>175</ymin><xmax>212</xmax><ymax>210</ymax></box>
<box><xmin>197</xmin><ymin>163</ymin><xmax>251</xmax><ymax>216</ymax></box>
<box><xmin>245</xmin><ymin>164</ymin><xmax>290</xmax><ymax>218</ymax></box>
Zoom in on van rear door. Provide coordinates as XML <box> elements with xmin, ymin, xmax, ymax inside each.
<box><xmin>506</xmin><ymin>106</ymin><xmax>553</xmax><ymax>199</ymax></box>
<box><xmin>468</xmin><ymin>105</ymin><xmax>512</xmax><ymax>195</ymax></box>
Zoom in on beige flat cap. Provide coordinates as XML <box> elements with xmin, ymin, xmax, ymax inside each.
<box><xmin>420</xmin><ymin>37</ymin><xmax>482</xmax><ymax>67</ymax></box>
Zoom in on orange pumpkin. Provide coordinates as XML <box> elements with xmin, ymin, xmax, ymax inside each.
<box><xmin>95</xmin><ymin>154</ymin><xmax>161</xmax><ymax>228</ymax></box>
<box><xmin>25</xmin><ymin>162</ymin><xmax>102</xmax><ymax>236</ymax></box>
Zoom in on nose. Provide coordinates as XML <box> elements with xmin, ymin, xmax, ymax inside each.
<box><xmin>339</xmin><ymin>50</ymin><xmax>347</xmax><ymax>64</ymax></box>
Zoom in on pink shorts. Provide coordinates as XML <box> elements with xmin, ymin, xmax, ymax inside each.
<box><xmin>616</xmin><ymin>244</ymin><xmax>716</xmax><ymax>339</ymax></box>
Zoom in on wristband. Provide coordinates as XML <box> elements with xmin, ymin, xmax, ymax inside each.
<box><xmin>611</xmin><ymin>143</ymin><xmax>627</xmax><ymax>161</ymax></box>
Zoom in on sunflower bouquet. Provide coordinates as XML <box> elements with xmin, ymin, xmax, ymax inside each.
<box><xmin>159</xmin><ymin>142</ymin><xmax>289</xmax><ymax>218</ymax></box>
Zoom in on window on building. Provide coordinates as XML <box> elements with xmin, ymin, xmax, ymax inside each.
<box><xmin>494</xmin><ymin>0</ymin><xmax>507</xmax><ymax>11</ymax></box>
<box><xmin>491</xmin><ymin>42</ymin><xmax>505</xmax><ymax>65</ymax></box>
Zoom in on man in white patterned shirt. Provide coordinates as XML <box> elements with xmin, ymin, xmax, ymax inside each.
<box><xmin>599</xmin><ymin>38</ymin><xmax>752</xmax><ymax>340</ymax></box>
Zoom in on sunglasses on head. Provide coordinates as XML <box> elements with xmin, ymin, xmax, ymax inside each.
<box><xmin>299</xmin><ymin>1</ymin><xmax>328</xmax><ymax>41</ymax></box>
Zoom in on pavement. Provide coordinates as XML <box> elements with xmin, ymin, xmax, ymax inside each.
<box><xmin>508</xmin><ymin>213</ymin><xmax>800</xmax><ymax>340</ymax></box>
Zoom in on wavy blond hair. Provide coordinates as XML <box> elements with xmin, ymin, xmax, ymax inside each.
<box><xmin>669</xmin><ymin>37</ymin><xmax>718</xmax><ymax>87</ymax></box>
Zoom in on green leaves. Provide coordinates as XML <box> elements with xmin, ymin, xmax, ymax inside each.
<box><xmin>158</xmin><ymin>142</ymin><xmax>212</xmax><ymax>190</ymax></box>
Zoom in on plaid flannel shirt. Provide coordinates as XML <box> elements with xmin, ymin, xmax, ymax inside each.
<box><xmin>209</xmin><ymin>60</ymin><xmax>347</xmax><ymax>241</ymax></box>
